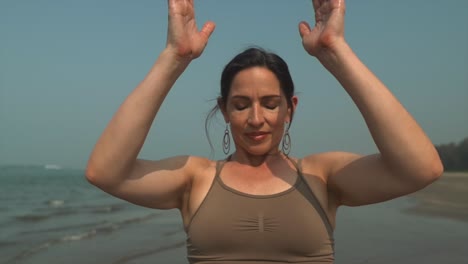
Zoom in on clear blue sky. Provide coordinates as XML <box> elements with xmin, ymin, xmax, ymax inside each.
<box><xmin>1</xmin><ymin>0</ymin><xmax>467</xmax><ymax>169</ymax></box>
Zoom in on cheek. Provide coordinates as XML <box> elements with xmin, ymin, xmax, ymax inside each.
<box><xmin>268</xmin><ymin>116</ymin><xmax>283</xmax><ymax>127</ymax></box>
<box><xmin>227</xmin><ymin>115</ymin><xmax>247</xmax><ymax>135</ymax></box>
<box><xmin>265</xmin><ymin>109</ymin><xmax>288</xmax><ymax>124</ymax></box>
<box><xmin>228</xmin><ymin>112</ymin><xmax>247</xmax><ymax>124</ymax></box>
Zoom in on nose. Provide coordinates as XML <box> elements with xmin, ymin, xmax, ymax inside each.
<box><xmin>248</xmin><ymin>104</ymin><xmax>264</xmax><ymax>127</ymax></box>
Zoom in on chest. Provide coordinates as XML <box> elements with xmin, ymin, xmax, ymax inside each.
<box><xmin>186</xmin><ymin>181</ymin><xmax>334</xmax><ymax>261</ymax></box>
<box><xmin>218</xmin><ymin>165</ymin><xmax>299</xmax><ymax>195</ymax></box>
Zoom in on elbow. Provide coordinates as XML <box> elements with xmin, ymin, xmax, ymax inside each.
<box><xmin>85</xmin><ymin>160</ymin><xmax>108</xmax><ymax>188</ymax></box>
<box><xmin>428</xmin><ymin>147</ymin><xmax>444</xmax><ymax>179</ymax></box>
<box><xmin>85</xmin><ymin>160</ymin><xmax>129</xmax><ymax>190</ymax></box>
<box><xmin>418</xmin><ymin>156</ymin><xmax>444</xmax><ymax>187</ymax></box>
<box><xmin>399</xmin><ymin>154</ymin><xmax>444</xmax><ymax>191</ymax></box>
<box><xmin>85</xmin><ymin>163</ymin><xmax>100</xmax><ymax>186</ymax></box>
<box><xmin>429</xmin><ymin>157</ymin><xmax>444</xmax><ymax>181</ymax></box>
<box><xmin>85</xmin><ymin>155</ymin><xmax>99</xmax><ymax>183</ymax></box>
<box><xmin>85</xmin><ymin>165</ymin><xmax>115</xmax><ymax>190</ymax></box>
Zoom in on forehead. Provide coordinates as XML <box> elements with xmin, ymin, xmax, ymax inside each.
<box><xmin>229</xmin><ymin>67</ymin><xmax>283</xmax><ymax>97</ymax></box>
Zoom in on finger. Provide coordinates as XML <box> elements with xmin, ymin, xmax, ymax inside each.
<box><xmin>337</xmin><ymin>0</ymin><xmax>346</xmax><ymax>13</ymax></box>
<box><xmin>168</xmin><ymin>0</ymin><xmax>181</xmax><ymax>9</ymax></box>
<box><xmin>200</xmin><ymin>21</ymin><xmax>216</xmax><ymax>40</ymax></box>
<box><xmin>168</xmin><ymin>0</ymin><xmax>179</xmax><ymax>14</ymax></box>
<box><xmin>312</xmin><ymin>0</ymin><xmax>320</xmax><ymax>11</ymax></box>
<box><xmin>298</xmin><ymin>21</ymin><xmax>311</xmax><ymax>39</ymax></box>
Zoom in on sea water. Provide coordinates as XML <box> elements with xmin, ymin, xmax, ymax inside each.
<box><xmin>0</xmin><ymin>165</ymin><xmax>185</xmax><ymax>264</ymax></box>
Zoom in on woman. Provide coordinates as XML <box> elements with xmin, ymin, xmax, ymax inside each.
<box><xmin>86</xmin><ymin>0</ymin><xmax>443</xmax><ymax>263</ymax></box>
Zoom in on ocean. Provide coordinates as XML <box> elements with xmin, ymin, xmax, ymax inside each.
<box><xmin>1</xmin><ymin>165</ymin><xmax>467</xmax><ymax>264</ymax></box>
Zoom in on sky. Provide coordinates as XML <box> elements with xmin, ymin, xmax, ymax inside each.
<box><xmin>1</xmin><ymin>0</ymin><xmax>467</xmax><ymax>169</ymax></box>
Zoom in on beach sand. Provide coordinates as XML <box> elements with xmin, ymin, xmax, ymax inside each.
<box><xmin>404</xmin><ymin>172</ymin><xmax>468</xmax><ymax>223</ymax></box>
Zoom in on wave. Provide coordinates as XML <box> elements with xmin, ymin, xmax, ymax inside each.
<box><xmin>14</xmin><ymin>208</ymin><xmax>75</xmax><ymax>223</ymax></box>
<box><xmin>46</xmin><ymin>199</ymin><xmax>65</xmax><ymax>207</ymax></box>
<box><xmin>0</xmin><ymin>240</ymin><xmax>19</xmax><ymax>249</ymax></box>
<box><xmin>0</xmin><ymin>164</ymin><xmax>84</xmax><ymax>178</ymax></box>
<box><xmin>73</xmin><ymin>202</ymin><xmax>130</xmax><ymax>215</ymax></box>
<box><xmin>12</xmin><ymin>202</ymin><xmax>129</xmax><ymax>224</ymax></box>
<box><xmin>19</xmin><ymin>221</ymin><xmax>107</xmax><ymax>235</ymax></box>
<box><xmin>111</xmin><ymin>241</ymin><xmax>186</xmax><ymax>264</ymax></box>
<box><xmin>44</xmin><ymin>164</ymin><xmax>62</xmax><ymax>170</ymax></box>
<box><xmin>15</xmin><ymin>214</ymin><xmax>51</xmax><ymax>222</ymax></box>
<box><xmin>89</xmin><ymin>204</ymin><xmax>126</xmax><ymax>214</ymax></box>
<box><xmin>6</xmin><ymin>212</ymin><xmax>162</xmax><ymax>264</ymax></box>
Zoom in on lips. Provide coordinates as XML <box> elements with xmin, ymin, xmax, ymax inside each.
<box><xmin>245</xmin><ymin>131</ymin><xmax>269</xmax><ymax>141</ymax></box>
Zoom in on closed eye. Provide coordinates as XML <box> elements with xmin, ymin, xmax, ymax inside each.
<box><xmin>231</xmin><ymin>97</ymin><xmax>250</xmax><ymax>111</ymax></box>
<box><xmin>262</xmin><ymin>97</ymin><xmax>281</xmax><ymax>110</ymax></box>
<box><xmin>264</xmin><ymin>104</ymin><xmax>279</xmax><ymax>110</ymax></box>
<box><xmin>234</xmin><ymin>105</ymin><xmax>248</xmax><ymax>111</ymax></box>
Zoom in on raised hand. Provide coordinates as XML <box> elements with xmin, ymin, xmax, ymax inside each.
<box><xmin>166</xmin><ymin>0</ymin><xmax>216</xmax><ymax>60</ymax></box>
<box><xmin>298</xmin><ymin>0</ymin><xmax>346</xmax><ymax>57</ymax></box>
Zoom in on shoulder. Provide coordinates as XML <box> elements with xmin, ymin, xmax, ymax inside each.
<box><xmin>180</xmin><ymin>155</ymin><xmax>223</xmax><ymax>185</ymax></box>
<box><xmin>299</xmin><ymin>151</ymin><xmax>363</xmax><ymax>183</ymax></box>
<box><xmin>143</xmin><ymin>155</ymin><xmax>216</xmax><ymax>182</ymax></box>
<box><xmin>179</xmin><ymin>155</ymin><xmax>217</xmax><ymax>176</ymax></box>
<box><xmin>184</xmin><ymin>155</ymin><xmax>214</xmax><ymax>168</ymax></box>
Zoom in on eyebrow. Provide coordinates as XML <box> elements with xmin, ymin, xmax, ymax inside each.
<box><xmin>230</xmin><ymin>95</ymin><xmax>282</xmax><ymax>100</ymax></box>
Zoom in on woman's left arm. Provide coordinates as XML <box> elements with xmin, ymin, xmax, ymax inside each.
<box><xmin>299</xmin><ymin>0</ymin><xmax>443</xmax><ymax>206</ymax></box>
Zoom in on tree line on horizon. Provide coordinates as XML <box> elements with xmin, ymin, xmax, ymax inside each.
<box><xmin>435</xmin><ymin>137</ymin><xmax>468</xmax><ymax>172</ymax></box>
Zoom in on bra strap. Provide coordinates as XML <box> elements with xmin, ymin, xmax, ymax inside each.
<box><xmin>287</xmin><ymin>157</ymin><xmax>303</xmax><ymax>177</ymax></box>
<box><xmin>214</xmin><ymin>155</ymin><xmax>231</xmax><ymax>179</ymax></box>
<box><xmin>292</xmin><ymin>158</ymin><xmax>335</xmax><ymax>249</ymax></box>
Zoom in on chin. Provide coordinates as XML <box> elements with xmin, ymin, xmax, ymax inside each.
<box><xmin>235</xmin><ymin>137</ymin><xmax>281</xmax><ymax>156</ymax></box>
<box><xmin>245</xmin><ymin>145</ymin><xmax>279</xmax><ymax>156</ymax></box>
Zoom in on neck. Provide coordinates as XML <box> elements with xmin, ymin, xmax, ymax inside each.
<box><xmin>229</xmin><ymin>150</ymin><xmax>287</xmax><ymax>167</ymax></box>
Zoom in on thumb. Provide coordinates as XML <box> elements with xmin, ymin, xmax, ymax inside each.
<box><xmin>298</xmin><ymin>21</ymin><xmax>311</xmax><ymax>39</ymax></box>
<box><xmin>200</xmin><ymin>21</ymin><xmax>216</xmax><ymax>41</ymax></box>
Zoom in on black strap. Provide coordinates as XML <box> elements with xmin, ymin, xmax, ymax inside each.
<box><xmin>291</xmin><ymin>158</ymin><xmax>335</xmax><ymax>249</ymax></box>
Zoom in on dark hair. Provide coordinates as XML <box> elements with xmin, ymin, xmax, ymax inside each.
<box><xmin>205</xmin><ymin>47</ymin><xmax>296</xmax><ymax>154</ymax></box>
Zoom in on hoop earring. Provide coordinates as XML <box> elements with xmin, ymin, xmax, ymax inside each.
<box><xmin>223</xmin><ymin>123</ymin><xmax>231</xmax><ymax>155</ymax></box>
<box><xmin>282</xmin><ymin>125</ymin><xmax>291</xmax><ymax>156</ymax></box>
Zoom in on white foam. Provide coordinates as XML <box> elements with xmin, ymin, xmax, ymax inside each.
<box><xmin>61</xmin><ymin>230</ymin><xmax>97</xmax><ymax>242</ymax></box>
<box><xmin>47</xmin><ymin>200</ymin><xmax>65</xmax><ymax>207</ymax></box>
<box><xmin>44</xmin><ymin>164</ymin><xmax>62</xmax><ymax>170</ymax></box>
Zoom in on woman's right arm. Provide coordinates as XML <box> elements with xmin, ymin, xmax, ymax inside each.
<box><xmin>85</xmin><ymin>0</ymin><xmax>215</xmax><ymax>210</ymax></box>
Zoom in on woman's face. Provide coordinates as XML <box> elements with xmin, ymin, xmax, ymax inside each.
<box><xmin>221</xmin><ymin>67</ymin><xmax>297</xmax><ymax>156</ymax></box>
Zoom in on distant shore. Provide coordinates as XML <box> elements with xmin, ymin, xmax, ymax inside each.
<box><xmin>404</xmin><ymin>172</ymin><xmax>468</xmax><ymax>223</ymax></box>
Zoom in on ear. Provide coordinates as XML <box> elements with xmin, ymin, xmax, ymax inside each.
<box><xmin>286</xmin><ymin>96</ymin><xmax>298</xmax><ymax>123</ymax></box>
<box><xmin>218</xmin><ymin>97</ymin><xmax>229</xmax><ymax>123</ymax></box>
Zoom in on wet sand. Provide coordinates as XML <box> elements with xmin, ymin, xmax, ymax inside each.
<box><xmin>404</xmin><ymin>172</ymin><xmax>468</xmax><ymax>223</ymax></box>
